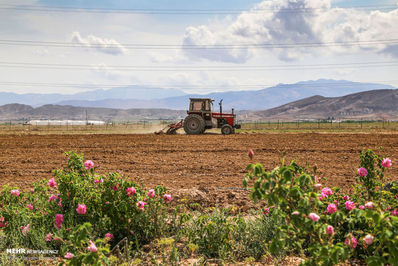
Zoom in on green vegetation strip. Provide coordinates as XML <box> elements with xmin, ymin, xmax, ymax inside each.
<box><xmin>0</xmin><ymin>150</ymin><xmax>397</xmax><ymax>265</ymax></box>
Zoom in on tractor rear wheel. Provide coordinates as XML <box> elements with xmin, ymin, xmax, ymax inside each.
<box><xmin>183</xmin><ymin>114</ymin><xmax>205</xmax><ymax>134</ymax></box>
<box><xmin>221</xmin><ymin>124</ymin><xmax>233</xmax><ymax>135</ymax></box>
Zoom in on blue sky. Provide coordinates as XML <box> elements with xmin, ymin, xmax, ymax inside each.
<box><xmin>0</xmin><ymin>0</ymin><xmax>397</xmax><ymax>95</ymax></box>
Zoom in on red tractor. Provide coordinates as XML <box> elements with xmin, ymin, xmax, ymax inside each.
<box><xmin>183</xmin><ymin>98</ymin><xmax>240</xmax><ymax>135</ymax></box>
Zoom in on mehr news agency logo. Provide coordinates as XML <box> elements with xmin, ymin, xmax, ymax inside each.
<box><xmin>6</xmin><ymin>248</ymin><xmax>59</xmax><ymax>259</ymax></box>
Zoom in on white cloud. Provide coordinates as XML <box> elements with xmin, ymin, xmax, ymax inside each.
<box><xmin>71</xmin><ymin>32</ymin><xmax>128</xmax><ymax>55</ymax></box>
<box><xmin>156</xmin><ymin>71</ymin><xmax>244</xmax><ymax>94</ymax></box>
<box><xmin>182</xmin><ymin>0</ymin><xmax>398</xmax><ymax>62</ymax></box>
<box><xmin>149</xmin><ymin>50</ymin><xmax>188</xmax><ymax>64</ymax></box>
<box><xmin>90</xmin><ymin>63</ymin><xmax>127</xmax><ymax>80</ymax></box>
<box><xmin>182</xmin><ymin>26</ymin><xmax>251</xmax><ymax>63</ymax></box>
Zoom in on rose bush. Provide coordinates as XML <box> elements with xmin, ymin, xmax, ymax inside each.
<box><xmin>1</xmin><ymin>149</ymin><xmax>397</xmax><ymax>264</ymax></box>
<box><xmin>0</xmin><ymin>151</ymin><xmax>173</xmax><ymax>263</ymax></box>
<box><xmin>244</xmin><ymin>149</ymin><xmax>398</xmax><ymax>265</ymax></box>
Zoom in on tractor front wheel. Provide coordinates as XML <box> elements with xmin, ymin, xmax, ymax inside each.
<box><xmin>221</xmin><ymin>124</ymin><xmax>233</xmax><ymax>135</ymax></box>
<box><xmin>183</xmin><ymin>114</ymin><xmax>205</xmax><ymax>134</ymax></box>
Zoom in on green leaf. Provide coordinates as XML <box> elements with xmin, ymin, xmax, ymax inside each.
<box><xmin>320</xmin><ymin>246</ymin><xmax>329</xmax><ymax>257</ymax></box>
<box><xmin>288</xmin><ymin>187</ymin><xmax>301</xmax><ymax>199</ymax></box>
<box><xmin>269</xmin><ymin>238</ymin><xmax>283</xmax><ymax>255</ymax></box>
<box><xmin>366</xmin><ymin>256</ymin><xmax>382</xmax><ymax>266</ymax></box>
<box><xmin>243</xmin><ymin>178</ymin><xmax>248</xmax><ymax>188</ymax></box>
<box><xmin>283</xmin><ymin>170</ymin><xmax>293</xmax><ymax>182</ymax></box>
<box><xmin>246</xmin><ymin>164</ymin><xmax>254</xmax><ymax>171</ymax></box>
<box><xmin>254</xmin><ymin>164</ymin><xmax>263</xmax><ymax>176</ymax></box>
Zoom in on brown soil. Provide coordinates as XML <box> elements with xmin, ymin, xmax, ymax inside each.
<box><xmin>1</xmin><ymin>133</ymin><xmax>397</xmax><ymax>209</ymax></box>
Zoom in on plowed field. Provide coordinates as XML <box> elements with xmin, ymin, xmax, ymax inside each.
<box><xmin>1</xmin><ymin>133</ymin><xmax>397</xmax><ymax>208</ymax></box>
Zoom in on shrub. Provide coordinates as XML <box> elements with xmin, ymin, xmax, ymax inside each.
<box><xmin>180</xmin><ymin>207</ymin><xmax>279</xmax><ymax>261</ymax></box>
<box><xmin>0</xmin><ymin>152</ymin><xmax>173</xmax><ymax>264</ymax></box>
<box><xmin>244</xmin><ymin>149</ymin><xmax>398</xmax><ymax>265</ymax></box>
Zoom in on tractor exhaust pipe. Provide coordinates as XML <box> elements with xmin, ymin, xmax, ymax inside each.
<box><xmin>219</xmin><ymin>99</ymin><xmax>223</xmax><ymax>114</ymax></box>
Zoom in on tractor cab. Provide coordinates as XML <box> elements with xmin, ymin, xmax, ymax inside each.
<box><xmin>189</xmin><ymin>98</ymin><xmax>214</xmax><ymax>113</ymax></box>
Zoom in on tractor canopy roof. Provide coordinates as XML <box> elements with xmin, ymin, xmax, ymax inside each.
<box><xmin>189</xmin><ymin>98</ymin><xmax>214</xmax><ymax>102</ymax></box>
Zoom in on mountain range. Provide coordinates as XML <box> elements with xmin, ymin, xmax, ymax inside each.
<box><xmin>247</xmin><ymin>89</ymin><xmax>398</xmax><ymax>121</ymax></box>
<box><xmin>1</xmin><ymin>88</ymin><xmax>397</xmax><ymax>121</ymax></box>
<box><xmin>1</xmin><ymin>79</ymin><xmax>395</xmax><ymax>111</ymax></box>
<box><xmin>0</xmin><ymin>86</ymin><xmax>185</xmax><ymax>107</ymax></box>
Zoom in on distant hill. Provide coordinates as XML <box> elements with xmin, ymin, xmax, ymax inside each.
<box><xmin>56</xmin><ymin>99</ymin><xmax>168</xmax><ymax>109</ymax></box>
<box><xmin>0</xmin><ymin>79</ymin><xmax>395</xmax><ymax>110</ymax></box>
<box><xmin>1</xmin><ymin>89</ymin><xmax>398</xmax><ymax>122</ymax></box>
<box><xmin>0</xmin><ymin>104</ymin><xmax>186</xmax><ymax>121</ymax></box>
<box><xmin>56</xmin><ymin>79</ymin><xmax>396</xmax><ymax>110</ymax></box>
<box><xmin>247</xmin><ymin>89</ymin><xmax>398</xmax><ymax>121</ymax></box>
<box><xmin>0</xmin><ymin>86</ymin><xmax>186</xmax><ymax>107</ymax></box>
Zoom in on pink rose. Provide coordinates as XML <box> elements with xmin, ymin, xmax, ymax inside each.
<box><xmin>0</xmin><ymin>217</ymin><xmax>7</xmax><ymax>228</ymax></box>
<box><xmin>357</xmin><ymin>167</ymin><xmax>368</xmax><ymax>177</ymax></box>
<box><xmin>148</xmin><ymin>189</ymin><xmax>155</xmax><ymax>199</ymax></box>
<box><xmin>76</xmin><ymin>204</ymin><xmax>87</xmax><ymax>214</ymax></box>
<box><xmin>314</xmin><ymin>183</ymin><xmax>322</xmax><ymax>190</ymax></box>
<box><xmin>94</xmin><ymin>178</ymin><xmax>103</xmax><ymax>184</ymax></box>
<box><xmin>326</xmin><ymin>225</ymin><xmax>334</xmax><ymax>235</ymax></box>
<box><xmin>163</xmin><ymin>194</ymin><xmax>172</xmax><ymax>203</ymax></box>
<box><xmin>64</xmin><ymin>252</ymin><xmax>74</xmax><ymax>259</ymax></box>
<box><xmin>345</xmin><ymin>201</ymin><xmax>356</xmax><ymax>211</ymax></box>
<box><xmin>21</xmin><ymin>224</ymin><xmax>30</xmax><ymax>236</ymax></box>
<box><xmin>363</xmin><ymin>234</ymin><xmax>374</xmax><ymax>245</ymax></box>
<box><xmin>248</xmin><ymin>149</ymin><xmax>254</xmax><ymax>159</ymax></box>
<box><xmin>321</xmin><ymin>187</ymin><xmax>332</xmax><ymax>197</ymax></box>
<box><xmin>343</xmin><ymin>195</ymin><xmax>350</xmax><ymax>201</ymax></box>
<box><xmin>392</xmin><ymin>209</ymin><xmax>398</xmax><ymax>216</ymax></box>
<box><xmin>48</xmin><ymin>194</ymin><xmax>57</xmax><ymax>202</ymax></box>
<box><xmin>365</xmin><ymin>202</ymin><xmax>374</xmax><ymax>209</ymax></box>
<box><xmin>319</xmin><ymin>187</ymin><xmax>332</xmax><ymax>200</ymax></box>
<box><xmin>359</xmin><ymin>205</ymin><xmax>365</xmax><ymax>210</ymax></box>
<box><xmin>84</xmin><ymin>160</ymin><xmax>94</xmax><ymax>170</ymax></box>
<box><xmin>46</xmin><ymin>233</ymin><xmax>53</xmax><ymax>242</ymax></box>
<box><xmin>262</xmin><ymin>207</ymin><xmax>270</xmax><ymax>216</ymax></box>
<box><xmin>26</xmin><ymin>203</ymin><xmax>34</xmax><ymax>210</ymax></box>
<box><xmin>327</xmin><ymin>203</ymin><xmax>337</xmax><ymax>214</ymax></box>
<box><xmin>0</xmin><ymin>221</ymin><xmax>8</xmax><ymax>228</ymax></box>
<box><xmin>11</xmin><ymin>189</ymin><xmax>20</xmax><ymax>197</ymax></box>
<box><xmin>87</xmin><ymin>240</ymin><xmax>98</xmax><ymax>252</ymax></box>
<box><xmin>126</xmin><ymin>187</ymin><xmax>136</xmax><ymax>196</ymax></box>
<box><xmin>308</xmin><ymin>213</ymin><xmax>320</xmax><ymax>222</ymax></box>
<box><xmin>54</xmin><ymin>214</ymin><xmax>64</xmax><ymax>229</ymax></box>
<box><xmin>136</xmin><ymin>201</ymin><xmax>146</xmax><ymax>211</ymax></box>
<box><xmin>381</xmin><ymin>158</ymin><xmax>392</xmax><ymax>168</ymax></box>
<box><xmin>345</xmin><ymin>236</ymin><xmax>358</xmax><ymax>248</ymax></box>
<box><xmin>48</xmin><ymin>178</ymin><xmax>57</xmax><ymax>188</ymax></box>
<box><xmin>105</xmin><ymin>233</ymin><xmax>114</xmax><ymax>241</ymax></box>
<box><xmin>292</xmin><ymin>211</ymin><xmax>300</xmax><ymax>215</ymax></box>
